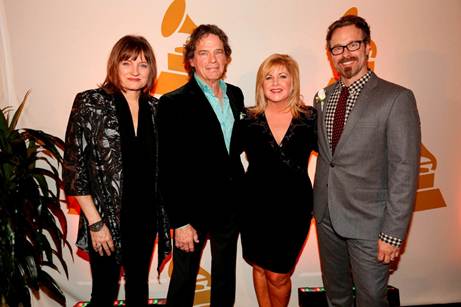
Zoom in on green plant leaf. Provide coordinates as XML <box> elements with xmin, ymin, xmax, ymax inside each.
<box><xmin>0</xmin><ymin>106</ymin><xmax>9</xmax><ymax>133</ymax></box>
<box><xmin>38</xmin><ymin>270</ymin><xmax>66</xmax><ymax>306</ymax></box>
<box><xmin>15</xmin><ymin>282</ymin><xmax>32</xmax><ymax>307</ymax></box>
<box><xmin>35</xmin><ymin>231</ymin><xmax>53</xmax><ymax>263</ymax></box>
<box><xmin>0</xmin><ymin>213</ymin><xmax>15</xmax><ymax>298</ymax></box>
<box><xmin>40</xmin><ymin>212</ymin><xmax>64</xmax><ymax>258</ymax></box>
<box><xmin>1</xmin><ymin>91</ymin><xmax>69</xmax><ymax>307</ymax></box>
<box><xmin>33</xmin><ymin>168</ymin><xmax>62</xmax><ymax>189</ymax></box>
<box><xmin>44</xmin><ymin>248</ymin><xmax>69</xmax><ymax>279</ymax></box>
<box><xmin>35</xmin><ymin>157</ymin><xmax>63</xmax><ymax>193</ymax></box>
<box><xmin>17</xmin><ymin>258</ymin><xmax>39</xmax><ymax>291</ymax></box>
<box><xmin>9</xmin><ymin>90</ymin><xmax>31</xmax><ymax>131</ymax></box>
<box><xmin>44</xmin><ymin>197</ymin><xmax>68</xmax><ymax>241</ymax></box>
<box><xmin>22</xmin><ymin>129</ymin><xmax>64</xmax><ymax>161</ymax></box>
<box><xmin>31</xmin><ymin>174</ymin><xmax>49</xmax><ymax>201</ymax></box>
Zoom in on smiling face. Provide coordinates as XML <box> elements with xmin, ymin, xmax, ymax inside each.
<box><xmin>329</xmin><ymin>24</ymin><xmax>370</xmax><ymax>86</ymax></box>
<box><xmin>117</xmin><ymin>52</ymin><xmax>149</xmax><ymax>93</ymax></box>
<box><xmin>262</xmin><ymin>64</ymin><xmax>293</xmax><ymax>106</ymax></box>
<box><xmin>189</xmin><ymin>34</ymin><xmax>229</xmax><ymax>86</ymax></box>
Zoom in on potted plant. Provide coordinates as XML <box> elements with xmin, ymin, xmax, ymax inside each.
<box><xmin>0</xmin><ymin>91</ymin><xmax>71</xmax><ymax>307</ymax></box>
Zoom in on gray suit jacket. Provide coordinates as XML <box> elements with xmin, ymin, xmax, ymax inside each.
<box><xmin>313</xmin><ymin>72</ymin><xmax>421</xmax><ymax>241</ymax></box>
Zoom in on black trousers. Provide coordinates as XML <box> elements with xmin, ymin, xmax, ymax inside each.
<box><xmin>88</xmin><ymin>216</ymin><xmax>156</xmax><ymax>307</ymax></box>
<box><xmin>166</xmin><ymin>215</ymin><xmax>239</xmax><ymax>307</ymax></box>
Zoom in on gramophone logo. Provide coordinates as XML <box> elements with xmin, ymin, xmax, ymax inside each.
<box><xmin>156</xmin><ymin>0</ymin><xmax>197</xmax><ymax>95</ymax></box>
<box><xmin>159</xmin><ymin>1</ymin><xmax>212</xmax><ymax>306</ymax></box>
<box><xmin>416</xmin><ymin>144</ymin><xmax>446</xmax><ymax>211</ymax></box>
<box><xmin>330</xmin><ymin>8</ymin><xmax>446</xmax><ymax>212</ymax></box>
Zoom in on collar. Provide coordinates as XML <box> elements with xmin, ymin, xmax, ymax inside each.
<box><xmin>194</xmin><ymin>73</ymin><xmax>227</xmax><ymax>97</ymax></box>
<box><xmin>339</xmin><ymin>70</ymin><xmax>372</xmax><ymax>94</ymax></box>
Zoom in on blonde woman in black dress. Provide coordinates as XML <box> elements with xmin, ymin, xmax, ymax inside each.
<box><xmin>239</xmin><ymin>54</ymin><xmax>317</xmax><ymax>307</ymax></box>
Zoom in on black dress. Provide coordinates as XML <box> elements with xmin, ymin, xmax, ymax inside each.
<box><xmin>239</xmin><ymin>106</ymin><xmax>317</xmax><ymax>274</ymax></box>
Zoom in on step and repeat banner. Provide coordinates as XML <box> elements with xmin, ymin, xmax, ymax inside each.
<box><xmin>2</xmin><ymin>0</ymin><xmax>461</xmax><ymax>306</ymax></box>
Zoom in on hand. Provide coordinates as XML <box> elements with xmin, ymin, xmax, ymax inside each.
<box><xmin>90</xmin><ymin>224</ymin><xmax>115</xmax><ymax>256</ymax></box>
<box><xmin>377</xmin><ymin>239</ymin><xmax>400</xmax><ymax>264</ymax></box>
<box><xmin>174</xmin><ymin>225</ymin><xmax>199</xmax><ymax>253</ymax></box>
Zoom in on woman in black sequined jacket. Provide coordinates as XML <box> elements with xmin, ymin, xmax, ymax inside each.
<box><xmin>63</xmin><ymin>35</ymin><xmax>171</xmax><ymax>306</ymax></box>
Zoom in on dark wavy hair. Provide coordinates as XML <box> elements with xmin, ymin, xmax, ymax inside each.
<box><xmin>326</xmin><ymin>15</ymin><xmax>371</xmax><ymax>48</ymax></box>
<box><xmin>101</xmin><ymin>35</ymin><xmax>157</xmax><ymax>94</ymax></box>
<box><xmin>183</xmin><ymin>24</ymin><xmax>232</xmax><ymax>78</ymax></box>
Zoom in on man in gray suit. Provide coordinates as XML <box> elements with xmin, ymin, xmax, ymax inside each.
<box><xmin>313</xmin><ymin>15</ymin><xmax>421</xmax><ymax>307</ymax></box>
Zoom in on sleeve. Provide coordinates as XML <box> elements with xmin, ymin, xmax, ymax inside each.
<box><xmin>379</xmin><ymin>232</ymin><xmax>402</xmax><ymax>247</ymax></box>
<box><xmin>382</xmin><ymin>88</ymin><xmax>421</xmax><ymax>241</ymax></box>
<box><xmin>309</xmin><ymin>106</ymin><xmax>319</xmax><ymax>153</ymax></box>
<box><xmin>63</xmin><ymin>92</ymin><xmax>91</xmax><ymax>196</ymax></box>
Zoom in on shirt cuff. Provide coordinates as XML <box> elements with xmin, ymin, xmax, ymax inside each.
<box><xmin>379</xmin><ymin>232</ymin><xmax>402</xmax><ymax>247</ymax></box>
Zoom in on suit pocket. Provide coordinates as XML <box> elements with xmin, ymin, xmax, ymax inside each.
<box><xmin>356</xmin><ymin>121</ymin><xmax>377</xmax><ymax>128</ymax></box>
<box><xmin>355</xmin><ymin>188</ymin><xmax>387</xmax><ymax>202</ymax></box>
<box><xmin>352</xmin><ymin>188</ymin><xmax>387</xmax><ymax>218</ymax></box>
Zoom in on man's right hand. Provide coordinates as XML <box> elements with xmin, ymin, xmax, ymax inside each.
<box><xmin>175</xmin><ymin>224</ymin><xmax>199</xmax><ymax>252</ymax></box>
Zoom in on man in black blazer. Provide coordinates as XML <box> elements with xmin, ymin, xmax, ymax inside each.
<box><xmin>158</xmin><ymin>24</ymin><xmax>244</xmax><ymax>307</ymax></box>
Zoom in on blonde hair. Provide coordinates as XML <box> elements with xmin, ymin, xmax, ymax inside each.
<box><xmin>251</xmin><ymin>53</ymin><xmax>304</xmax><ymax>118</ymax></box>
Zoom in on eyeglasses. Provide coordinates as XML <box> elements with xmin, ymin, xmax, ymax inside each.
<box><xmin>329</xmin><ymin>40</ymin><xmax>366</xmax><ymax>56</ymax></box>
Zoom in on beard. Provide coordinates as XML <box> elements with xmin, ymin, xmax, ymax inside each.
<box><xmin>342</xmin><ymin>66</ymin><xmax>354</xmax><ymax>78</ymax></box>
<box><xmin>339</xmin><ymin>56</ymin><xmax>357</xmax><ymax>79</ymax></box>
<box><xmin>337</xmin><ymin>53</ymin><xmax>369</xmax><ymax>81</ymax></box>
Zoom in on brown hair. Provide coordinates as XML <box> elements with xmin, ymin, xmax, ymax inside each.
<box><xmin>326</xmin><ymin>15</ymin><xmax>371</xmax><ymax>48</ymax></box>
<box><xmin>183</xmin><ymin>24</ymin><xmax>232</xmax><ymax>78</ymax></box>
<box><xmin>251</xmin><ymin>54</ymin><xmax>304</xmax><ymax>118</ymax></box>
<box><xmin>101</xmin><ymin>35</ymin><xmax>157</xmax><ymax>94</ymax></box>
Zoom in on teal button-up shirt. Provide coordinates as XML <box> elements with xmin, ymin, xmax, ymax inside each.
<box><xmin>194</xmin><ymin>73</ymin><xmax>234</xmax><ymax>153</ymax></box>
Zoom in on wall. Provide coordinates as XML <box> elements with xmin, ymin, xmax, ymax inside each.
<box><xmin>2</xmin><ymin>0</ymin><xmax>461</xmax><ymax>306</ymax></box>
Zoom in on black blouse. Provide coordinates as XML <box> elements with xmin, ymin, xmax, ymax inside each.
<box><xmin>116</xmin><ymin>93</ymin><xmax>156</xmax><ymax>219</ymax></box>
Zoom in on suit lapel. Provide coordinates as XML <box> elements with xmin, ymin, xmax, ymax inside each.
<box><xmin>189</xmin><ymin>79</ymin><xmax>221</xmax><ymax>126</ymax></box>
<box><xmin>334</xmin><ymin>74</ymin><xmax>378</xmax><ymax>154</ymax></box>
<box><xmin>188</xmin><ymin>79</ymin><xmax>229</xmax><ymax>153</ymax></box>
<box><xmin>227</xmin><ymin>86</ymin><xmax>246</xmax><ymax>159</ymax></box>
<box><xmin>320</xmin><ymin>84</ymin><xmax>336</xmax><ymax>160</ymax></box>
<box><xmin>226</xmin><ymin>87</ymin><xmax>240</xmax><ymax>123</ymax></box>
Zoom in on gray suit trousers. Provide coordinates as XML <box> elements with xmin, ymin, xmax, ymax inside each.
<box><xmin>317</xmin><ymin>208</ymin><xmax>390</xmax><ymax>307</ymax></box>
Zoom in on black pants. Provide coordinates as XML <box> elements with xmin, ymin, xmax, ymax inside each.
<box><xmin>88</xmin><ymin>217</ymin><xmax>156</xmax><ymax>307</ymax></box>
<box><xmin>166</xmin><ymin>216</ymin><xmax>239</xmax><ymax>307</ymax></box>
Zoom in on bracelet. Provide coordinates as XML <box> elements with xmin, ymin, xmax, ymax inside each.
<box><xmin>89</xmin><ymin>220</ymin><xmax>105</xmax><ymax>232</ymax></box>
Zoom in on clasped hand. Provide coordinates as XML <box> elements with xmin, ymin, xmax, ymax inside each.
<box><xmin>175</xmin><ymin>225</ymin><xmax>199</xmax><ymax>253</ymax></box>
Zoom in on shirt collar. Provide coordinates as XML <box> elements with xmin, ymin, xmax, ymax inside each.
<box><xmin>339</xmin><ymin>70</ymin><xmax>372</xmax><ymax>94</ymax></box>
<box><xmin>194</xmin><ymin>73</ymin><xmax>227</xmax><ymax>96</ymax></box>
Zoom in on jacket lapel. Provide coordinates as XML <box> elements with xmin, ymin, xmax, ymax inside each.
<box><xmin>226</xmin><ymin>88</ymin><xmax>239</xmax><ymax>122</ymax></box>
<box><xmin>188</xmin><ymin>79</ymin><xmax>229</xmax><ymax>153</ymax></box>
<box><xmin>320</xmin><ymin>84</ymin><xmax>336</xmax><ymax>160</ymax></box>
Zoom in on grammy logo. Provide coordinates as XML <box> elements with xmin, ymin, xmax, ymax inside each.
<box><xmin>168</xmin><ymin>259</ymin><xmax>212</xmax><ymax>306</ymax></box>
<box><xmin>156</xmin><ymin>0</ymin><xmax>197</xmax><ymax>95</ymax></box>
<box><xmin>415</xmin><ymin>144</ymin><xmax>446</xmax><ymax>211</ymax></box>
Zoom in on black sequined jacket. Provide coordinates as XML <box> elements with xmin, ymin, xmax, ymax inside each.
<box><xmin>63</xmin><ymin>88</ymin><xmax>171</xmax><ymax>271</ymax></box>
